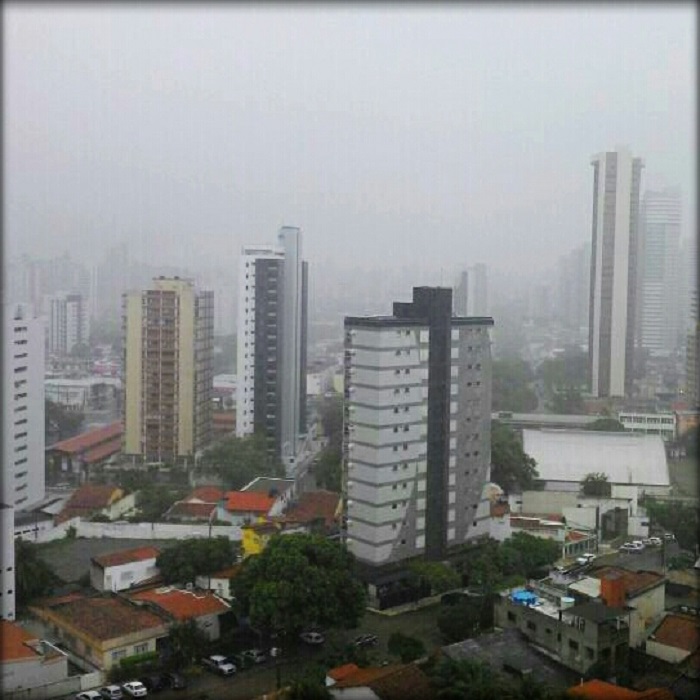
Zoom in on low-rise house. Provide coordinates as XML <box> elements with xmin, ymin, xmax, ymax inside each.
<box><xmin>282</xmin><ymin>490</ymin><xmax>342</xmax><ymax>534</ymax></box>
<box><xmin>90</xmin><ymin>546</ymin><xmax>161</xmax><ymax>592</ymax></box>
<box><xmin>645</xmin><ymin>611</ymin><xmax>700</xmax><ymax>665</ymax></box>
<box><xmin>509</xmin><ymin>513</ymin><xmax>597</xmax><ymax>559</ymax></box>
<box><xmin>163</xmin><ymin>486</ymin><xmax>225</xmax><ymax>523</ymax></box>
<box><xmin>29</xmin><ymin>593</ymin><xmax>168</xmax><ymax>670</ymax></box>
<box><xmin>327</xmin><ymin>662</ymin><xmax>434</xmax><ymax>700</ymax></box>
<box><xmin>567</xmin><ymin>678</ymin><xmax>674</xmax><ymax>699</ymax></box>
<box><xmin>216</xmin><ymin>490</ymin><xmax>277</xmax><ymax>525</ymax></box>
<box><xmin>55</xmin><ymin>484</ymin><xmax>129</xmax><ymax>524</ymax></box>
<box><xmin>128</xmin><ymin>586</ymin><xmax>230</xmax><ymax>641</ymax></box>
<box><xmin>195</xmin><ymin>564</ymin><xmax>241</xmax><ymax>601</ymax></box>
<box><xmin>494</xmin><ymin>586</ymin><xmax>630</xmax><ymax>676</ymax></box>
<box><xmin>0</xmin><ymin>619</ymin><xmax>69</xmax><ymax>694</ymax></box>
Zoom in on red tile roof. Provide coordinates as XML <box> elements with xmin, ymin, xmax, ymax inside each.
<box><xmin>49</xmin><ymin>422</ymin><xmax>123</xmax><ymax>455</ymax></box>
<box><xmin>129</xmin><ymin>587</ymin><xmax>230</xmax><ymax>620</ymax></box>
<box><xmin>568</xmin><ymin>679</ymin><xmax>673</xmax><ymax>700</ymax></box>
<box><xmin>57</xmin><ymin>484</ymin><xmax>123</xmax><ymax>523</ymax></box>
<box><xmin>186</xmin><ymin>486</ymin><xmax>225</xmax><ymax>503</ymax></box>
<box><xmin>590</xmin><ymin>567</ymin><xmax>665</xmax><ymax>598</ymax></box>
<box><xmin>0</xmin><ymin>620</ymin><xmax>40</xmax><ymax>662</ymax></box>
<box><xmin>333</xmin><ymin>664</ymin><xmax>405</xmax><ymax>689</ymax></box>
<box><xmin>327</xmin><ymin>663</ymin><xmax>360</xmax><ymax>681</ymax></box>
<box><xmin>32</xmin><ymin>595</ymin><xmax>167</xmax><ymax>642</ymax></box>
<box><xmin>82</xmin><ymin>436</ymin><xmax>122</xmax><ymax>465</ymax></box>
<box><xmin>283</xmin><ymin>490</ymin><xmax>340</xmax><ymax>527</ymax></box>
<box><xmin>651</xmin><ymin>613</ymin><xmax>700</xmax><ymax>653</ymax></box>
<box><xmin>92</xmin><ymin>546</ymin><xmax>160</xmax><ymax>569</ymax></box>
<box><xmin>566</xmin><ymin>530</ymin><xmax>590</xmax><ymax>542</ymax></box>
<box><xmin>367</xmin><ymin>663</ymin><xmax>434</xmax><ymax>700</ymax></box>
<box><xmin>225</xmin><ymin>491</ymin><xmax>275</xmax><ymax>513</ymax></box>
<box><xmin>208</xmin><ymin>564</ymin><xmax>242</xmax><ymax>580</ymax></box>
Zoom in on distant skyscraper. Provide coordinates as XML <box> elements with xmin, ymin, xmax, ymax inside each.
<box><xmin>3</xmin><ymin>304</ymin><xmax>45</xmax><ymax>510</ymax></box>
<box><xmin>556</xmin><ymin>243</ymin><xmax>591</xmax><ymax>332</ymax></box>
<box><xmin>123</xmin><ymin>278</ymin><xmax>214</xmax><ymax>464</ymax></box>
<box><xmin>343</xmin><ymin>287</ymin><xmax>493</xmax><ymax>566</ymax></box>
<box><xmin>588</xmin><ymin>148</ymin><xmax>644</xmax><ymax>397</ymax></box>
<box><xmin>48</xmin><ymin>292</ymin><xmax>90</xmax><ymax>355</ymax></box>
<box><xmin>454</xmin><ymin>264</ymin><xmax>488</xmax><ymax>316</ymax></box>
<box><xmin>236</xmin><ymin>227</ymin><xmax>308</xmax><ymax>473</ymax></box>
<box><xmin>637</xmin><ymin>188</ymin><xmax>682</xmax><ymax>356</ymax></box>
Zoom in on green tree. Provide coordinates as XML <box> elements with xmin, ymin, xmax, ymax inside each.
<box><xmin>319</xmin><ymin>393</ymin><xmax>343</xmax><ymax>449</ymax></box>
<box><xmin>547</xmin><ymin>386</ymin><xmax>585</xmax><ymax>414</ymax></box>
<box><xmin>437</xmin><ymin>599</ymin><xmax>487</xmax><ymax>643</ymax></box>
<box><xmin>501</xmin><ymin>532</ymin><xmax>560</xmax><ymax>577</ymax></box>
<box><xmin>490</xmin><ymin>421</ymin><xmax>539</xmax><ymax>493</ymax></box>
<box><xmin>492</xmin><ymin>359</ymin><xmax>539</xmax><ymax>413</ymax></box>
<box><xmin>387</xmin><ymin>632</ymin><xmax>425</xmax><ymax>663</ymax></box>
<box><xmin>231</xmin><ymin>534</ymin><xmax>366</xmax><ymax>640</ymax></box>
<box><xmin>580</xmin><ymin>472</ymin><xmax>612</xmax><ymax>498</ymax></box>
<box><xmin>45</xmin><ymin>399</ymin><xmax>85</xmax><ymax>442</ymax></box>
<box><xmin>642</xmin><ymin>498</ymin><xmax>699</xmax><ymax>551</ymax></box>
<box><xmin>313</xmin><ymin>446</ymin><xmax>342</xmax><ymax>492</ymax></box>
<box><xmin>157</xmin><ymin>537</ymin><xmax>237</xmax><ymax>584</ymax></box>
<box><xmin>198</xmin><ymin>433</ymin><xmax>284</xmax><ymax>489</ymax></box>
<box><xmin>165</xmin><ymin>620</ymin><xmax>210</xmax><ymax>669</ymax></box>
<box><xmin>15</xmin><ymin>539</ymin><xmax>61</xmax><ymax>609</ymax></box>
<box><xmin>408</xmin><ymin>560</ymin><xmax>461</xmax><ymax>595</ymax></box>
<box><xmin>586</xmin><ymin>418</ymin><xmax>625</xmax><ymax>432</ymax></box>
<box><xmin>283</xmin><ymin>680</ymin><xmax>332</xmax><ymax>700</ymax></box>
<box><xmin>428</xmin><ymin>656</ymin><xmax>504</xmax><ymax>700</ymax></box>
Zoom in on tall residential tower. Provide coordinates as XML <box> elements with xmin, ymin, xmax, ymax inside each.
<box><xmin>588</xmin><ymin>148</ymin><xmax>644</xmax><ymax>397</ymax></box>
<box><xmin>343</xmin><ymin>287</ymin><xmax>493</xmax><ymax>566</ymax></box>
<box><xmin>123</xmin><ymin>277</ymin><xmax>214</xmax><ymax>464</ymax></box>
<box><xmin>236</xmin><ymin>227</ymin><xmax>308</xmax><ymax>473</ymax></box>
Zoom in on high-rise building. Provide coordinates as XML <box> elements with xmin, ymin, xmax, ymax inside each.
<box><xmin>3</xmin><ymin>304</ymin><xmax>45</xmax><ymax>510</ymax></box>
<box><xmin>454</xmin><ymin>264</ymin><xmax>488</xmax><ymax>316</ymax></box>
<box><xmin>637</xmin><ymin>188</ymin><xmax>682</xmax><ymax>356</ymax></box>
<box><xmin>343</xmin><ymin>287</ymin><xmax>493</xmax><ymax>566</ymax></box>
<box><xmin>0</xmin><ymin>503</ymin><xmax>14</xmax><ymax>620</ymax></box>
<box><xmin>47</xmin><ymin>292</ymin><xmax>90</xmax><ymax>356</ymax></box>
<box><xmin>122</xmin><ymin>277</ymin><xmax>214</xmax><ymax>464</ymax></box>
<box><xmin>236</xmin><ymin>227</ymin><xmax>308</xmax><ymax>472</ymax></box>
<box><xmin>588</xmin><ymin>148</ymin><xmax>644</xmax><ymax>397</ymax></box>
<box><xmin>556</xmin><ymin>243</ymin><xmax>591</xmax><ymax>332</ymax></box>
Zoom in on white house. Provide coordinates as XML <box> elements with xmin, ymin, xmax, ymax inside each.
<box><xmin>0</xmin><ymin>620</ymin><xmax>69</xmax><ymax>694</ymax></box>
<box><xmin>195</xmin><ymin>564</ymin><xmax>240</xmax><ymax>602</ymax></box>
<box><xmin>90</xmin><ymin>546</ymin><xmax>161</xmax><ymax>592</ymax></box>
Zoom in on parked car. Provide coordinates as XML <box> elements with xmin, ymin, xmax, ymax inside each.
<box><xmin>300</xmin><ymin>631</ymin><xmax>325</xmax><ymax>645</ymax></box>
<box><xmin>76</xmin><ymin>692</ymin><xmax>102</xmax><ymax>700</ymax></box>
<box><xmin>100</xmin><ymin>686</ymin><xmax>123</xmax><ymax>700</ymax></box>
<box><xmin>242</xmin><ymin>649</ymin><xmax>267</xmax><ymax>664</ymax></box>
<box><xmin>201</xmin><ymin>655</ymin><xmax>236</xmax><ymax>676</ymax></box>
<box><xmin>663</xmin><ymin>533</ymin><xmax>676</xmax><ymax>542</ymax></box>
<box><xmin>162</xmin><ymin>673</ymin><xmax>187</xmax><ymax>690</ymax></box>
<box><xmin>121</xmin><ymin>682</ymin><xmax>148</xmax><ymax>698</ymax></box>
<box><xmin>231</xmin><ymin>652</ymin><xmax>254</xmax><ymax>670</ymax></box>
<box><xmin>648</xmin><ymin>536</ymin><xmax>662</xmax><ymax>546</ymax></box>
<box><xmin>138</xmin><ymin>675</ymin><xmax>165</xmax><ymax>693</ymax></box>
<box><xmin>619</xmin><ymin>542</ymin><xmax>644</xmax><ymax>553</ymax></box>
<box><xmin>353</xmin><ymin>634</ymin><xmax>379</xmax><ymax>648</ymax></box>
<box><xmin>576</xmin><ymin>553</ymin><xmax>597</xmax><ymax>565</ymax></box>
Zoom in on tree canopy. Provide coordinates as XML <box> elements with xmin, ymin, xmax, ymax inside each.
<box><xmin>586</xmin><ymin>418</ymin><xmax>625</xmax><ymax>432</ymax></box>
<box><xmin>491</xmin><ymin>359</ymin><xmax>538</xmax><ymax>413</ymax></box>
<box><xmin>490</xmin><ymin>421</ymin><xmax>539</xmax><ymax>493</ymax></box>
<box><xmin>546</xmin><ymin>386</ymin><xmax>585</xmax><ymax>414</ymax></box>
<box><xmin>15</xmin><ymin>539</ymin><xmax>61</xmax><ymax>609</ymax></box>
<box><xmin>45</xmin><ymin>399</ymin><xmax>84</xmax><ymax>442</ymax></box>
<box><xmin>408</xmin><ymin>560</ymin><xmax>461</xmax><ymax>595</ymax></box>
<box><xmin>231</xmin><ymin>533</ymin><xmax>366</xmax><ymax>640</ymax></box>
<box><xmin>642</xmin><ymin>498</ymin><xmax>699</xmax><ymax>552</ymax></box>
<box><xmin>156</xmin><ymin>537</ymin><xmax>237</xmax><ymax>584</ymax></box>
<box><xmin>198</xmin><ymin>433</ymin><xmax>285</xmax><ymax>489</ymax></box>
<box><xmin>387</xmin><ymin>632</ymin><xmax>425</xmax><ymax>663</ymax></box>
<box><xmin>163</xmin><ymin>619</ymin><xmax>210</xmax><ymax>669</ymax></box>
<box><xmin>580</xmin><ymin>472</ymin><xmax>611</xmax><ymax>498</ymax></box>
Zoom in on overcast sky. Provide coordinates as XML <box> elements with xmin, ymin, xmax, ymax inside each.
<box><xmin>5</xmin><ymin>4</ymin><xmax>696</xmax><ymax>276</ymax></box>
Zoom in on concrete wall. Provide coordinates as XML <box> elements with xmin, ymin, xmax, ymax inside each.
<box><xmin>628</xmin><ymin>584</ymin><xmax>665</xmax><ymax>648</ymax></box>
<box><xmin>522</xmin><ymin>490</ymin><xmax>577</xmax><ymax>514</ymax></box>
<box><xmin>0</xmin><ymin>646</ymin><xmax>68</xmax><ymax>696</ymax></box>
<box><xmin>646</xmin><ymin>637</ymin><xmax>692</xmax><ymax>665</ymax></box>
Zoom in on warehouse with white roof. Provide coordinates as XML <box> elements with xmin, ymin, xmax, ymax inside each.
<box><xmin>522</xmin><ymin>429</ymin><xmax>670</xmax><ymax>497</ymax></box>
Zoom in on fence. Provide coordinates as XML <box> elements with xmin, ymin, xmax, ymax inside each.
<box><xmin>30</xmin><ymin>519</ymin><xmax>242</xmax><ymax>544</ymax></box>
<box><xmin>3</xmin><ymin>670</ymin><xmax>104</xmax><ymax>700</ymax></box>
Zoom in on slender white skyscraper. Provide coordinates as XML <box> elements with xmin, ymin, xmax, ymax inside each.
<box><xmin>638</xmin><ymin>188</ymin><xmax>682</xmax><ymax>356</ymax></box>
<box><xmin>236</xmin><ymin>227</ymin><xmax>308</xmax><ymax>473</ymax></box>
<box><xmin>3</xmin><ymin>304</ymin><xmax>45</xmax><ymax>510</ymax></box>
<box><xmin>588</xmin><ymin>148</ymin><xmax>643</xmax><ymax>398</ymax></box>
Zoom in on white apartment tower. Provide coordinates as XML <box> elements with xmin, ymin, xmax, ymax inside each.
<box><xmin>236</xmin><ymin>227</ymin><xmax>308</xmax><ymax>473</ymax></box>
<box><xmin>343</xmin><ymin>287</ymin><xmax>493</xmax><ymax>566</ymax></box>
<box><xmin>3</xmin><ymin>304</ymin><xmax>45</xmax><ymax>510</ymax></box>
<box><xmin>0</xmin><ymin>503</ymin><xmax>15</xmax><ymax>620</ymax></box>
<box><xmin>47</xmin><ymin>291</ymin><xmax>90</xmax><ymax>356</ymax></box>
<box><xmin>638</xmin><ymin>188</ymin><xmax>682</xmax><ymax>356</ymax></box>
<box><xmin>588</xmin><ymin>148</ymin><xmax>644</xmax><ymax>397</ymax></box>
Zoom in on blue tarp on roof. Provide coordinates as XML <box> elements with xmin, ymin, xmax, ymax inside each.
<box><xmin>511</xmin><ymin>589</ymin><xmax>538</xmax><ymax>605</ymax></box>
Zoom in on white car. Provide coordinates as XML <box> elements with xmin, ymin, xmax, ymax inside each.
<box><xmin>100</xmin><ymin>686</ymin><xmax>123</xmax><ymax>700</ymax></box>
<box><xmin>619</xmin><ymin>542</ymin><xmax>644</xmax><ymax>553</ymax></box>
<box><xmin>121</xmin><ymin>682</ymin><xmax>147</xmax><ymax>698</ymax></box>
<box><xmin>576</xmin><ymin>553</ymin><xmax>596</xmax><ymax>565</ymax></box>
<box><xmin>76</xmin><ymin>692</ymin><xmax>102</xmax><ymax>700</ymax></box>
<box><xmin>300</xmin><ymin>631</ymin><xmax>325</xmax><ymax>645</ymax></box>
<box><xmin>202</xmin><ymin>655</ymin><xmax>236</xmax><ymax>676</ymax></box>
<box><xmin>648</xmin><ymin>537</ymin><xmax>662</xmax><ymax>546</ymax></box>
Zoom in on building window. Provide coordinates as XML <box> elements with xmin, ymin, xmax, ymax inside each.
<box><xmin>526</xmin><ymin>621</ymin><xmax>536</xmax><ymax>631</ymax></box>
<box><xmin>393</xmin><ymin>446</ymin><xmax>398</xmax><ymax>452</ymax></box>
<box><xmin>112</xmin><ymin>649</ymin><xmax>127</xmax><ymax>661</ymax></box>
<box><xmin>394</xmin><ymin>407</ymin><xmax>399</xmax><ymax>414</ymax></box>
<box><xmin>134</xmin><ymin>643</ymin><xmax>148</xmax><ymax>654</ymax></box>
<box><xmin>404</xmin><ymin>387</ymin><xmax>409</xmax><ymax>393</ymax></box>
<box><xmin>395</xmin><ymin>369</ymin><xmax>401</xmax><ymax>375</ymax></box>
<box><xmin>585</xmin><ymin>647</ymin><xmax>594</xmax><ymax>660</ymax></box>
<box><xmin>392</xmin><ymin>504</ymin><xmax>398</xmax><ymax>510</ymax></box>
<box><xmin>393</xmin><ymin>484</ymin><xmax>397</xmax><ymax>490</ymax></box>
<box><xmin>545</xmin><ymin>628</ymin><xmax>551</xmax><ymax>635</ymax></box>
<box><xmin>568</xmin><ymin>640</ymin><xmax>579</xmax><ymax>651</ymax></box>
<box><xmin>507</xmin><ymin>612</ymin><xmax>516</xmax><ymax>622</ymax></box>
<box><xmin>393</xmin><ymin>465</ymin><xmax>398</xmax><ymax>471</ymax></box>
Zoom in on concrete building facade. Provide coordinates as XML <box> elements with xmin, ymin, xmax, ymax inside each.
<box><xmin>3</xmin><ymin>304</ymin><xmax>45</xmax><ymax>510</ymax></box>
<box><xmin>236</xmin><ymin>227</ymin><xmax>308</xmax><ymax>472</ymax></box>
<box><xmin>0</xmin><ymin>504</ymin><xmax>15</xmax><ymax>621</ymax></box>
<box><xmin>588</xmin><ymin>148</ymin><xmax>644</xmax><ymax>397</ymax></box>
<box><xmin>343</xmin><ymin>287</ymin><xmax>493</xmax><ymax>566</ymax></box>
<box><xmin>454</xmin><ymin>263</ymin><xmax>488</xmax><ymax>316</ymax></box>
<box><xmin>47</xmin><ymin>292</ymin><xmax>90</xmax><ymax>356</ymax></box>
<box><xmin>638</xmin><ymin>188</ymin><xmax>682</xmax><ymax>356</ymax></box>
<box><xmin>122</xmin><ymin>277</ymin><xmax>214</xmax><ymax>464</ymax></box>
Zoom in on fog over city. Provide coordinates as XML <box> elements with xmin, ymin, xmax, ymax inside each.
<box><xmin>5</xmin><ymin>4</ymin><xmax>695</xmax><ymax>288</ymax></box>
